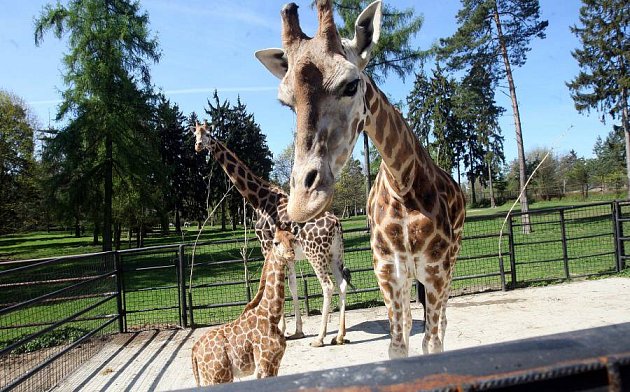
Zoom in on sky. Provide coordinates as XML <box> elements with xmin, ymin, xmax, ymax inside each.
<box><xmin>0</xmin><ymin>0</ymin><xmax>615</xmax><ymax>165</ymax></box>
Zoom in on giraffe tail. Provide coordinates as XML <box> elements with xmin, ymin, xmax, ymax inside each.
<box><xmin>192</xmin><ymin>352</ymin><xmax>200</xmax><ymax>386</ymax></box>
<box><xmin>342</xmin><ymin>267</ymin><xmax>355</xmax><ymax>291</ymax></box>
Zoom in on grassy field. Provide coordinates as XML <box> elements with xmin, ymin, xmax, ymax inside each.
<box><xmin>1</xmin><ymin>198</ymin><xmax>627</xmax><ymax>354</ymax></box>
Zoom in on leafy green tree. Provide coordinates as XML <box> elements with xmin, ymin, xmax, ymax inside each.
<box><xmin>333</xmin><ymin>158</ymin><xmax>366</xmax><ymax>217</ymax></box>
<box><xmin>0</xmin><ymin>91</ymin><xmax>39</xmax><ymax>234</ymax></box>
<box><xmin>567</xmin><ymin>0</ymin><xmax>630</xmax><ymax>197</ymax></box>
<box><xmin>35</xmin><ymin>0</ymin><xmax>160</xmax><ymax>251</ymax></box>
<box><xmin>272</xmin><ymin>143</ymin><xmax>294</xmax><ymax>192</ymax></box>
<box><xmin>439</xmin><ymin>0</ymin><xmax>548</xmax><ymax>230</ymax></box>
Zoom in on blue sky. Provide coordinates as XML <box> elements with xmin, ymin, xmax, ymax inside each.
<box><xmin>0</xmin><ymin>0</ymin><xmax>613</xmax><ymax>164</ymax></box>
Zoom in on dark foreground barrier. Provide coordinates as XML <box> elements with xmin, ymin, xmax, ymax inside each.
<box><xmin>193</xmin><ymin>322</ymin><xmax>630</xmax><ymax>392</ymax></box>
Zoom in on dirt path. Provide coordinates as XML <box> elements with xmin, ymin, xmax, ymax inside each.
<box><xmin>54</xmin><ymin>277</ymin><xmax>630</xmax><ymax>391</ymax></box>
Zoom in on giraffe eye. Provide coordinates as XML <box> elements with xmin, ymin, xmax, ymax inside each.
<box><xmin>342</xmin><ymin>79</ymin><xmax>360</xmax><ymax>97</ymax></box>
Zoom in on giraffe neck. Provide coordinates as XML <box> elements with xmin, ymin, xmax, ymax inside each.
<box><xmin>249</xmin><ymin>257</ymin><xmax>286</xmax><ymax>324</ymax></box>
<box><xmin>362</xmin><ymin>76</ymin><xmax>435</xmax><ymax>195</ymax></box>
<box><xmin>205</xmin><ymin>137</ymin><xmax>284</xmax><ymax>212</ymax></box>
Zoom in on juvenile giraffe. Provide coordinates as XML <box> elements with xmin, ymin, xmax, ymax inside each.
<box><xmin>191</xmin><ymin>227</ymin><xmax>295</xmax><ymax>385</ymax></box>
<box><xmin>192</xmin><ymin>122</ymin><xmax>350</xmax><ymax>347</ymax></box>
<box><xmin>256</xmin><ymin>0</ymin><xmax>466</xmax><ymax>357</ymax></box>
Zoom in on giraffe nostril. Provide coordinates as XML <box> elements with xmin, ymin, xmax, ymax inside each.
<box><xmin>304</xmin><ymin>170</ymin><xmax>318</xmax><ymax>190</ymax></box>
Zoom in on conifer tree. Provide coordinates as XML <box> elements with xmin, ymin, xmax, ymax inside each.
<box><xmin>439</xmin><ymin>0</ymin><xmax>547</xmax><ymax>231</ymax></box>
<box><xmin>567</xmin><ymin>0</ymin><xmax>629</xmax><ymax>197</ymax></box>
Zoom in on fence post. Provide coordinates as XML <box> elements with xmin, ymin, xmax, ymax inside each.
<box><xmin>415</xmin><ymin>280</ymin><xmax>427</xmax><ymax>320</ymax></box>
<box><xmin>114</xmin><ymin>251</ymin><xmax>126</xmax><ymax>333</ymax></box>
<box><xmin>559</xmin><ymin>209</ymin><xmax>570</xmax><ymax>279</ymax></box>
<box><xmin>508</xmin><ymin>213</ymin><xmax>517</xmax><ymax>288</ymax></box>
<box><xmin>178</xmin><ymin>244</ymin><xmax>187</xmax><ymax>328</ymax></box>
<box><xmin>613</xmin><ymin>201</ymin><xmax>625</xmax><ymax>272</ymax></box>
<box><xmin>303</xmin><ymin>279</ymin><xmax>310</xmax><ymax>316</ymax></box>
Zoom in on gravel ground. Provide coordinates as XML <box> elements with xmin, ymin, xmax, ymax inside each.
<box><xmin>54</xmin><ymin>277</ymin><xmax>630</xmax><ymax>391</ymax></box>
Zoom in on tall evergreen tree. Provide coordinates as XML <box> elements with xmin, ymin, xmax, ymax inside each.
<box><xmin>34</xmin><ymin>0</ymin><xmax>160</xmax><ymax>250</ymax></box>
<box><xmin>567</xmin><ymin>0</ymin><xmax>629</xmax><ymax>197</ymax></box>
<box><xmin>439</xmin><ymin>0</ymin><xmax>548</xmax><ymax>231</ymax></box>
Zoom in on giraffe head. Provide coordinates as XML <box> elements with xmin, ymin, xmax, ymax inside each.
<box><xmin>191</xmin><ymin>121</ymin><xmax>212</xmax><ymax>152</ymax></box>
<box><xmin>272</xmin><ymin>226</ymin><xmax>296</xmax><ymax>263</ymax></box>
<box><xmin>256</xmin><ymin>0</ymin><xmax>382</xmax><ymax>222</ymax></box>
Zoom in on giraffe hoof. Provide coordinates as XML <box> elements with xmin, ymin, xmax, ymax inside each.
<box><xmin>330</xmin><ymin>337</ymin><xmax>349</xmax><ymax>345</ymax></box>
<box><xmin>286</xmin><ymin>332</ymin><xmax>305</xmax><ymax>340</ymax></box>
<box><xmin>309</xmin><ymin>340</ymin><xmax>324</xmax><ymax>348</ymax></box>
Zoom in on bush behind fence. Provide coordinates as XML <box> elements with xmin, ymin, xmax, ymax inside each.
<box><xmin>1</xmin><ymin>201</ymin><xmax>628</xmax><ymax>391</ymax></box>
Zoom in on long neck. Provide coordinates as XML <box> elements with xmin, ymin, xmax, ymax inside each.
<box><xmin>205</xmin><ymin>137</ymin><xmax>284</xmax><ymax>211</ymax></box>
<box><xmin>362</xmin><ymin>76</ymin><xmax>434</xmax><ymax>195</ymax></box>
<box><xmin>250</xmin><ymin>257</ymin><xmax>286</xmax><ymax>324</ymax></box>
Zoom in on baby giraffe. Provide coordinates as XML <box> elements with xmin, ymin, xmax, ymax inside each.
<box><xmin>191</xmin><ymin>227</ymin><xmax>296</xmax><ymax>386</ymax></box>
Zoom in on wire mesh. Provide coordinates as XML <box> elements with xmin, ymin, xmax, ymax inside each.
<box><xmin>0</xmin><ymin>253</ymin><xmax>118</xmax><ymax>392</ymax></box>
<box><xmin>118</xmin><ymin>246</ymin><xmax>181</xmax><ymax>330</ymax></box>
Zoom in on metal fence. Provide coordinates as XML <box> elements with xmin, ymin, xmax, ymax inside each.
<box><xmin>0</xmin><ymin>253</ymin><xmax>119</xmax><ymax>392</ymax></box>
<box><xmin>1</xmin><ymin>200</ymin><xmax>628</xmax><ymax>391</ymax></box>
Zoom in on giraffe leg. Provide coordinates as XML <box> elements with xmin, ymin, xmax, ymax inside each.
<box><xmin>311</xmin><ymin>269</ymin><xmax>334</xmax><ymax>347</ymax></box>
<box><xmin>330</xmin><ymin>252</ymin><xmax>349</xmax><ymax>345</ymax></box>
<box><xmin>402</xmin><ymin>279</ymin><xmax>413</xmax><ymax>350</ymax></box>
<box><xmin>422</xmin><ymin>285</ymin><xmax>444</xmax><ymax>354</ymax></box>
<box><xmin>375</xmin><ymin>260</ymin><xmax>408</xmax><ymax>359</ymax></box>
<box><xmin>285</xmin><ymin>261</ymin><xmax>304</xmax><ymax>340</ymax></box>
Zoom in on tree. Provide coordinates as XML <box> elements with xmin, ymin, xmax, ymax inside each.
<box><xmin>454</xmin><ymin>61</ymin><xmax>505</xmax><ymax>207</ymax></box>
<box><xmin>592</xmin><ymin>125</ymin><xmax>626</xmax><ymax>192</ymax></box>
<box><xmin>204</xmin><ymin>92</ymin><xmax>274</xmax><ymax>231</ymax></box>
<box><xmin>35</xmin><ymin>0</ymin><xmax>160</xmax><ymax>251</ymax></box>
<box><xmin>439</xmin><ymin>0</ymin><xmax>548</xmax><ymax>231</ymax></box>
<box><xmin>333</xmin><ymin>158</ymin><xmax>366</xmax><ymax>217</ymax></box>
<box><xmin>407</xmin><ymin>64</ymin><xmax>467</xmax><ymax>176</ymax></box>
<box><xmin>567</xmin><ymin>0</ymin><xmax>630</xmax><ymax>198</ymax></box>
<box><xmin>0</xmin><ymin>91</ymin><xmax>39</xmax><ymax>234</ymax></box>
<box><xmin>272</xmin><ymin>143</ymin><xmax>294</xmax><ymax>192</ymax></box>
<box><xmin>156</xmin><ymin>95</ymin><xmax>188</xmax><ymax>234</ymax></box>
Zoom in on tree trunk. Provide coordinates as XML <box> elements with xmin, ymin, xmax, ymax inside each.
<box><xmin>362</xmin><ymin>132</ymin><xmax>371</xmax><ymax>228</ymax></box>
<box><xmin>114</xmin><ymin>223</ymin><xmax>121</xmax><ymax>250</ymax></box>
<box><xmin>103</xmin><ymin>133</ymin><xmax>113</xmax><ymax>250</ymax></box>
<box><xmin>488</xmin><ymin>164</ymin><xmax>496</xmax><ymax>208</ymax></box>
<box><xmin>175</xmin><ymin>208</ymin><xmax>181</xmax><ymax>234</ymax></box>
<box><xmin>74</xmin><ymin>215</ymin><xmax>81</xmax><ymax>238</ymax></box>
<box><xmin>221</xmin><ymin>198</ymin><xmax>227</xmax><ymax>231</ymax></box>
<box><xmin>470</xmin><ymin>175</ymin><xmax>477</xmax><ymax>206</ymax></box>
<box><xmin>493</xmin><ymin>3</ymin><xmax>531</xmax><ymax>233</ymax></box>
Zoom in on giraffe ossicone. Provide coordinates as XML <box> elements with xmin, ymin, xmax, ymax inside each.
<box><xmin>192</xmin><ymin>121</ymin><xmax>350</xmax><ymax>348</ymax></box>
<box><xmin>191</xmin><ymin>228</ymin><xmax>295</xmax><ymax>385</ymax></box>
<box><xmin>256</xmin><ymin>0</ymin><xmax>466</xmax><ymax>357</ymax></box>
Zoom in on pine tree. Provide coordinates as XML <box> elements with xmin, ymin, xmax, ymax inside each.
<box><xmin>35</xmin><ymin>0</ymin><xmax>160</xmax><ymax>250</ymax></box>
<box><xmin>567</xmin><ymin>0</ymin><xmax>630</xmax><ymax>197</ymax></box>
<box><xmin>439</xmin><ymin>0</ymin><xmax>548</xmax><ymax>231</ymax></box>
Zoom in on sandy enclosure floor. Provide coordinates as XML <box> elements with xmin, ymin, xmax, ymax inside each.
<box><xmin>54</xmin><ymin>277</ymin><xmax>630</xmax><ymax>391</ymax></box>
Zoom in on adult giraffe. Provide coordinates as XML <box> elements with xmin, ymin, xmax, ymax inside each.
<box><xmin>256</xmin><ymin>0</ymin><xmax>465</xmax><ymax>357</ymax></box>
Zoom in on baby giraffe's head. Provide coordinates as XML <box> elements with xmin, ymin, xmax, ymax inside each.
<box><xmin>191</xmin><ymin>121</ymin><xmax>212</xmax><ymax>152</ymax></box>
<box><xmin>272</xmin><ymin>226</ymin><xmax>296</xmax><ymax>263</ymax></box>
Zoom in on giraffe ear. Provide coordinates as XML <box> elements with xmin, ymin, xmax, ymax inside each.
<box><xmin>348</xmin><ymin>0</ymin><xmax>382</xmax><ymax>70</ymax></box>
<box><xmin>255</xmin><ymin>48</ymin><xmax>288</xmax><ymax>80</ymax></box>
